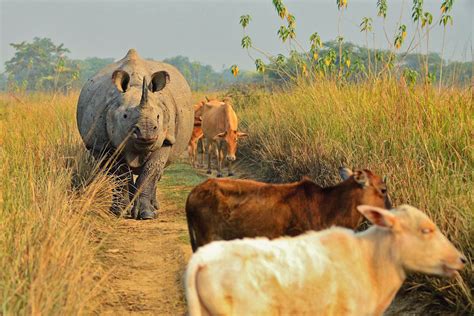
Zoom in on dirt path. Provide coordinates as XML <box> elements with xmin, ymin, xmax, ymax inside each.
<box><xmin>99</xmin><ymin>163</ymin><xmax>206</xmax><ymax>315</ymax></box>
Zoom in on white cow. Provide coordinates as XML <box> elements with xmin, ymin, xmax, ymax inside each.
<box><xmin>185</xmin><ymin>204</ymin><xmax>465</xmax><ymax>316</ymax></box>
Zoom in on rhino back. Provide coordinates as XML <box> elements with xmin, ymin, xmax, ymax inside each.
<box><xmin>76</xmin><ymin>49</ymin><xmax>193</xmax><ymax>158</ymax></box>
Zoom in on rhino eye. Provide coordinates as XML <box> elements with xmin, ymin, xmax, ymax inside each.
<box><xmin>123</xmin><ymin>114</ymin><xmax>128</xmax><ymax>119</ymax></box>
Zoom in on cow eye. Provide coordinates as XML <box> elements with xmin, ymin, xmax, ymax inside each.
<box><xmin>421</xmin><ymin>228</ymin><xmax>433</xmax><ymax>234</ymax></box>
<box><xmin>381</xmin><ymin>188</ymin><xmax>387</xmax><ymax>194</ymax></box>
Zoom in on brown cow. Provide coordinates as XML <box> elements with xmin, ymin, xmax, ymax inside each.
<box><xmin>185</xmin><ymin>167</ymin><xmax>391</xmax><ymax>251</ymax></box>
<box><xmin>201</xmin><ymin>99</ymin><xmax>247</xmax><ymax>177</ymax></box>
<box><xmin>187</xmin><ymin>100</ymin><xmax>206</xmax><ymax>167</ymax></box>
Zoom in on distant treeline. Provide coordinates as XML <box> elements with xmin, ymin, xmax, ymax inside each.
<box><xmin>0</xmin><ymin>37</ymin><xmax>471</xmax><ymax>92</ymax></box>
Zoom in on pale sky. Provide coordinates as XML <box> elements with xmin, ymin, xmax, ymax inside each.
<box><xmin>1</xmin><ymin>0</ymin><xmax>472</xmax><ymax>72</ymax></box>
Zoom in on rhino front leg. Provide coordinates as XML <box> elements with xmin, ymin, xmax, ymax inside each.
<box><xmin>131</xmin><ymin>147</ymin><xmax>171</xmax><ymax>220</ymax></box>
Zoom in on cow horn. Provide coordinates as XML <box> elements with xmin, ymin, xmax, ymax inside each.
<box><xmin>140</xmin><ymin>77</ymin><xmax>148</xmax><ymax>107</ymax></box>
<box><xmin>205</xmin><ymin>96</ymin><xmax>210</xmax><ymax>102</ymax></box>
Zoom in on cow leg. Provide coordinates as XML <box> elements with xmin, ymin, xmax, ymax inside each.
<box><xmin>191</xmin><ymin>141</ymin><xmax>198</xmax><ymax>168</ymax></box>
<box><xmin>206</xmin><ymin>140</ymin><xmax>213</xmax><ymax>175</ymax></box>
<box><xmin>188</xmin><ymin>143</ymin><xmax>195</xmax><ymax>167</ymax></box>
<box><xmin>228</xmin><ymin>160</ymin><xmax>234</xmax><ymax>177</ymax></box>
<box><xmin>131</xmin><ymin>147</ymin><xmax>171</xmax><ymax>220</ymax></box>
<box><xmin>199</xmin><ymin>138</ymin><xmax>206</xmax><ymax>168</ymax></box>
<box><xmin>216</xmin><ymin>142</ymin><xmax>224</xmax><ymax>178</ymax></box>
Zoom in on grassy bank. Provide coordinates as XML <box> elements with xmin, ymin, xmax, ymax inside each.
<box><xmin>0</xmin><ymin>93</ymin><xmax>117</xmax><ymax>314</ymax></box>
<box><xmin>236</xmin><ymin>80</ymin><xmax>473</xmax><ymax>313</ymax></box>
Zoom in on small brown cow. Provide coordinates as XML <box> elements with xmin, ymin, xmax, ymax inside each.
<box><xmin>185</xmin><ymin>167</ymin><xmax>391</xmax><ymax>251</ymax></box>
<box><xmin>201</xmin><ymin>99</ymin><xmax>247</xmax><ymax>177</ymax></box>
<box><xmin>188</xmin><ymin>100</ymin><xmax>206</xmax><ymax>168</ymax></box>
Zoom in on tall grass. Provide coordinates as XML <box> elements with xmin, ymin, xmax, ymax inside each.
<box><xmin>236</xmin><ymin>80</ymin><xmax>473</xmax><ymax>313</ymax></box>
<box><xmin>0</xmin><ymin>93</ymin><xmax>117</xmax><ymax>314</ymax></box>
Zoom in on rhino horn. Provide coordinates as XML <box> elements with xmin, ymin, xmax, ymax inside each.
<box><xmin>139</xmin><ymin>77</ymin><xmax>148</xmax><ymax>108</ymax></box>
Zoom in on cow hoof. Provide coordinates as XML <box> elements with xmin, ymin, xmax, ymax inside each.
<box><xmin>206</xmin><ymin>170</ymin><xmax>212</xmax><ymax>175</ymax></box>
<box><xmin>228</xmin><ymin>172</ymin><xmax>235</xmax><ymax>177</ymax></box>
<box><xmin>138</xmin><ymin>210</ymin><xmax>156</xmax><ymax>220</ymax></box>
<box><xmin>217</xmin><ymin>173</ymin><xmax>223</xmax><ymax>178</ymax></box>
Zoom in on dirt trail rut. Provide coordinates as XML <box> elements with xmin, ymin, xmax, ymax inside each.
<box><xmin>100</xmin><ymin>164</ymin><xmax>203</xmax><ymax>315</ymax></box>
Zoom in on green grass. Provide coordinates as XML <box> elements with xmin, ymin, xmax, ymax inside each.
<box><xmin>234</xmin><ymin>80</ymin><xmax>473</xmax><ymax>314</ymax></box>
<box><xmin>160</xmin><ymin>163</ymin><xmax>207</xmax><ymax>208</ymax></box>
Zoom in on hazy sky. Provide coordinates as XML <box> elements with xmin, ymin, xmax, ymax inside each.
<box><xmin>1</xmin><ymin>0</ymin><xmax>472</xmax><ymax>72</ymax></box>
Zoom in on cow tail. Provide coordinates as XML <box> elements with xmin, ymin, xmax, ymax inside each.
<box><xmin>185</xmin><ymin>198</ymin><xmax>198</xmax><ymax>252</ymax></box>
<box><xmin>187</xmin><ymin>216</ymin><xmax>198</xmax><ymax>252</ymax></box>
<box><xmin>185</xmin><ymin>257</ymin><xmax>202</xmax><ymax>316</ymax></box>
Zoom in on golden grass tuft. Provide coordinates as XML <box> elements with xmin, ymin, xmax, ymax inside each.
<box><xmin>0</xmin><ymin>93</ymin><xmax>118</xmax><ymax>314</ymax></box>
<box><xmin>235</xmin><ymin>80</ymin><xmax>473</xmax><ymax>314</ymax></box>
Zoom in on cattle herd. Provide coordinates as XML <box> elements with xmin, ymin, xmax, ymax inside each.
<box><xmin>76</xmin><ymin>50</ymin><xmax>466</xmax><ymax>316</ymax></box>
<box><xmin>183</xmin><ymin>97</ymin><xmax>466</xmax><ymax>315</ymax></box>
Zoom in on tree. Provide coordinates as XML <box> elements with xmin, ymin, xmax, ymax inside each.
<box><xmin>74</xmin><ymin>57</ymin><xmax>114</xmax><ymax>86</ymax></box>
<box><xmin>5</xmin><ymin>37</ymin><xmax>79</xmax><ymax>92</ymax></box>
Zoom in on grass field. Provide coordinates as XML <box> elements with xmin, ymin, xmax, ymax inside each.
<box><xmin>235</xmin><ymin>80</ymin><xmax>473</xmax><ymax>313</ymax></box>
<box><xmin>0</xmin><ymin>84</ymin><xmax>472</xmax><ymax>314</ymax></box>
<box><xmin>0</xmin><ymin>93</ymin><xmax>118</xmax><ymax>314</ymax></box>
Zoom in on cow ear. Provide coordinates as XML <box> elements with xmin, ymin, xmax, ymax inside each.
<box><xmin>149</xmin><ymin>71</ymin><xmax>170</xmax><ymax>92</ymax></box>
<box><xmin>237</xmin><ymin>132</ymin><xmax>248</xmax><ymax>138</ymax></box>
<box><xmin>357</xmin><ymin>205</ymin><xmax>398</xmax><ymax>229</ymax></box>
<box><xmin>353</xmin><ymin>169</ymin><xmax>370</xmax><ymax>187</ymax></box>
<box><xmin>339</xmin><ymin>167</ymin><xmax>353</xmax><ymax>180</ymax></box>
<box><xmin>213</xmin><ymin>132</ymin><xmax>226</xmax><ymax>140</ymax></box>
<box><xmin>112</xmin><ymin>70</ymin><xmax>130</xmax><ymax>93</ymax></box>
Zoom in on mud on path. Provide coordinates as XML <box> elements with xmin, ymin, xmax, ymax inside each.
<box><xmin>99</xmin><ymin>163</ymin><xmax>208</xmax><ymax>315</ymax></box>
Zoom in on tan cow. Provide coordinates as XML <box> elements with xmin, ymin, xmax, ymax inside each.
<box><xmin>186</xmin><ymin>167</ymin><xmax>392</xmax><ymax>251</ymax></box>
<box><xmin>185</xmin><ymin>204</ymin><xmax>466</xmax><ymax>316</ymax></box>
<box><xmin>188</xmin><ymin>100</ymin><xmax>206</xmax><ymax>168</ymax></box>
<box><xmin>201</xmin><ymin>99</ymin><xmax>247</xmax><ymax>177</ymax></box>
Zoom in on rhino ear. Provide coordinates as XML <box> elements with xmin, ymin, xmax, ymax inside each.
<box><xmin>149</xmin><ymin>71</ymin><xmax>170</xmax><ymax>92</ymax></box>
<box><xmin>112</xmin><ymin>70</ymin><xmax>130</xmax><ymax>93</ymax></box>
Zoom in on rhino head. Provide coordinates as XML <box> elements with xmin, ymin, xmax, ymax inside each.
<box><xmin>106</xmin><ymin>69</ymin><xmax>174</xmax><ymax>167</ymax></box>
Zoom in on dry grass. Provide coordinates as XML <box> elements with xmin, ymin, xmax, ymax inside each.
<box><xmin>235</xmin><ymin>80</ymin><xmax>473</xmax><ymax>314</ymax></box>
<box><xmin>0</xmin><ymin>92</ymin><xmax>118</xmax><ymax>315</ymax></box>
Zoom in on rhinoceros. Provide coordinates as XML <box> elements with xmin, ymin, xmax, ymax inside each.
<box><xmin>77</xmin><ymin>49</ymin><xmax>193</xmax><ymax>219</ymax></box>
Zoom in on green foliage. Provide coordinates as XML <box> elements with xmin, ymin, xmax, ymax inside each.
<box><xmin>239</xmin><ymin>14</ymin><xmax>251</xmax><ymax>28</ymax></box>
<box><xmin>411</xmin><ymin>0</ymin><xmax>424</xmax><ymax>23</ymax></box>
<box><xmin>360</xmin><ymin>17</ymin><xmax>373</xmax><ymax>32</ymax></box>
<box><xmin>164</xmin><ymin>55</ymin><xmax>227</xmax><ymax>91</ymax></box>
<box><xmin>272</xmin><ymin>0</ymin><xmax>287</xmax><ymax>19</ymax></box>
<box><xmin>422</xmin><ymin>12</ymin><xmax>433</xmax><ymax>28</ymax></box>
<box><xmin>277</xmin><ymin>26</ymin><xmax>290</xmax><ymax>43</ymax></box>
<box><xmin>255</xmin><ymin>59</ymin><xmax>265</xmax><ymax>73</ymax></box>
<box><xmin>377</xmin><ymin>0</ymin><xmax>388</xmax><ymax>18</ymax></box>
<box><xmin>337</xmin><ymin>0</ymin><xmax>348</xmax><ymax>10</ymax></box>
<box><xmin>440</xmin><ymin>14</ymin><xmax>453</xmax><ymax>26</ymax></box>
<box><xmin>241</xmin><ymin>36</ymin><xmax>252</xmax><ymax>49</ymax></box>
<box><xmin>394</xmin><ymin>25</ymin><xmax>407</xmax><ymax>49</ymax></box>
<box><xmin>441</xmin><ymin>0</ymin><xmax>454</xmax><ymax>13</ymax></box>
<box><xmin>5</xmin><ymin>37</ymin><xmax>79</xmax><ymax>92</ymax></box>
<box><xmin>403</xmin><ymin>68</ymin><xmax>418</xmax><ymax>87</ymax></box>
<box><xmin>74</xmin><ymin>57</ymin><xmax>114</xmax><ymax>85</ymax></box>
